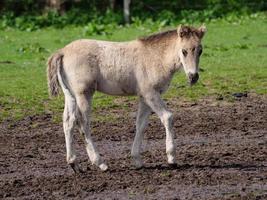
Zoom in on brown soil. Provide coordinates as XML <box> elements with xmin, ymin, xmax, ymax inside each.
<box><xmin>0</xmin><ymin>95</ymin><xmax>267</xmax><ymax>200</ymax></box>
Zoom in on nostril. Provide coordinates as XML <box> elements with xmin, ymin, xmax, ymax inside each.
<box><xmin>194</xmin><ymin>73</ymin><xmax>199</xmax><ymax>82</ymax></box>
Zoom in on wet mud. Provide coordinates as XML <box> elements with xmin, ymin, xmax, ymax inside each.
<box><xmin>0</xmin><ymin>95</ymin><xmax>267</xmax><ymax>199</ymax></box>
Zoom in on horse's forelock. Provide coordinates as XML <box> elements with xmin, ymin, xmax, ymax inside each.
<box><xmin>178</xmin><ymin>26</ymin><xmax>205</xmax><ymax>39</ymax></box>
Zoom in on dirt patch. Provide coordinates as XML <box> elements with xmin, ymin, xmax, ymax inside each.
<box><xmin>0</xmin><ymin>95</ymin><xmax>267</xmax><ymax>199</ymax></box>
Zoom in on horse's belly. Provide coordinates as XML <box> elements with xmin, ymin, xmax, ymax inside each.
<box><xmin>96</xmin><ymin>79</ymin><xmax>136</xmax><ymax>96</ymax></box>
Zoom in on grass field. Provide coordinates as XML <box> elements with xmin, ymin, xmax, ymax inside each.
<box><xmin>1</xmin><ymin>13</ymin><xmax>267</xmax><ymax>199</ymax></box>
<box><xmin>0</xmin><ymin>14</ymin><xmax>267</xmax><ymax>121</ymax></box>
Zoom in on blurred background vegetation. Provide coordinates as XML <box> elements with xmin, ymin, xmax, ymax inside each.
<box><xmin>0</xmin><ymin>1</ymin><xmax>266</xmax><ymax>121</ymax></box>
<box><xmin>0</xmin><ymin>0</ymin><xmax>266</xmax><ymax>32</ymax></box>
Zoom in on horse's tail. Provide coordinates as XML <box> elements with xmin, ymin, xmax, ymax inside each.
<box><xmin>47</xmin><ymin>51</ymin><xmax>64</xmax><ymax>97</ymax></box>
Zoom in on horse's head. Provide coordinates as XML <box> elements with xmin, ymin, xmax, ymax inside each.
<box><xmin>177</xmin><ymin>25</ymin><xmax>206</xmax><ymax>86</ymax></box>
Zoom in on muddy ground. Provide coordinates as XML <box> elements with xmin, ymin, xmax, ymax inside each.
<box><xmin>0</xmin><ymin>95</ymin><xmax>267</xmax><ymax>199</ymax></box>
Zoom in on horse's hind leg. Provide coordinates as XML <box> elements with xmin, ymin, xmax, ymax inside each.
<box><xmin>131</xmin><ymin>98</ymin><xmax>151</xmax><ymax>168</ymax></box>
<box><xmin>143</xmin><ymin>91</ymin><xmax>176</xmax><ymax>165</ymax></box>
<box><xmin>76</xmin><ymin>93</ymin><xmax>108</xmax><ymax>171</ymax></box>
<box><xmin>63</xmin><ymin>94</ymin><xmax>79</xmax><ymax>172</ymax></box>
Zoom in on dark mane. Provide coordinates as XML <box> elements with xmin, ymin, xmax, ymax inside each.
<box><xmin>138</xmin><ymin>29</ymin><xmax>177</xmax><ymax>44</ymax></box>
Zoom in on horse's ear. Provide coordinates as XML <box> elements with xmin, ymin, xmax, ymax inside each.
<box><xmin>177</xmin><ymin>25</ymin><xmax>188</xmax><ymax>38</ymax></box>
<box><xmin>198</xmin><ymin>24</ymin><xmax>207</xmax><ymax>39</ymax></box>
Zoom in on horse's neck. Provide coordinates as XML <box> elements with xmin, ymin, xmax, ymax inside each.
<box><xmin>141</xmin><ymin>41</ymin><xmax>181</xmax><ymax>83</ymax></box>
<box><xmin>158</xmin><ymin>39</ymin><xmax>182</xmax><ymax>73</ymax></box>
<box><xmin>143</xmin><ymin>38</ymin><xmax>179</xmax><ymax>60</ymax></box>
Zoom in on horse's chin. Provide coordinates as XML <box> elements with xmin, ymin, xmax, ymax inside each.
<box><xmin>188</xmin><ymin>80</ymin><xmax>198</xmax><ymax>86</ymax></box>
<box><xmin>188</xmin><ymin>77</ymin><xmax>199</xmax><ymax>86</ymax></box>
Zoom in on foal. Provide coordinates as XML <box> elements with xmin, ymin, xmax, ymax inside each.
<box><xmin>47</xmin><ymin>25</ymin><xmax>206</xmax><ymax>171</ymax></box>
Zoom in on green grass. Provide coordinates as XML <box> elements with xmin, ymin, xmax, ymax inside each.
<box><xmin>0</xmin><ymin>15</ymin><xmax>267</xmax><ymax>122</ymax></box>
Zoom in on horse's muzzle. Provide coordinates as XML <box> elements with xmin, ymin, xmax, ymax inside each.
<box><xmin>188</xmin><ymin>73</ymin><xmax>199</xmax><ymax>86</ymax></box>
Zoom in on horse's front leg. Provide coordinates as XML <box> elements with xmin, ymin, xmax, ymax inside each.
<box><xmin>131</xmin><ymin>98</ymin><xmax>151</xmax><ymax>168</ymax></box>
<box><xmin>143</xmin><ymin>91</ymin><xmax>176</xmax><ymax>165</ymax></box>
<box><xmin>76</xmin><ymin>94</ymin><xmax>108</xmax><ymax>171</ymax></box>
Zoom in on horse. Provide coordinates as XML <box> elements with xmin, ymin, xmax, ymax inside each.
<box><xmin>47</xmin><ymin>25</ymin><xmax>206</xmax><ymax>172</ymax></box>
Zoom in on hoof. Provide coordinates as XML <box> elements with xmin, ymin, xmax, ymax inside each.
<box><xmin>167</xmin><ymin>154</ymin><xmax>176</xmax><ymax>165</ymax></box>
<box><xmin>133</xmin><ymin>158</ymin><xmax>143</xmax><ymax>169</ymax></box>
<box><xmin>69</xmin><ymin>163</ymin><xmax>84</xmax><ymax>174</ymax></box>
<box><xmin>168</xmin><ymin>163</ymin><xmax>178</xmax><ymax>169</ymax></box>
<box><xmin>99</xmin><ymin>163</ymin><xmax>108</xmax><ymax>171</ymax></box>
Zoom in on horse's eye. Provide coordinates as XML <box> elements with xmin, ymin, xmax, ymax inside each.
<box><xmin>182</xmin><ymin>49</ymin><xmax>188</xmax><ymax>57</ymax></box>
<box><xmin>198</xmin><ymin>49</ymin><xmax>202</xmax><ymax>56</ymax></box>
